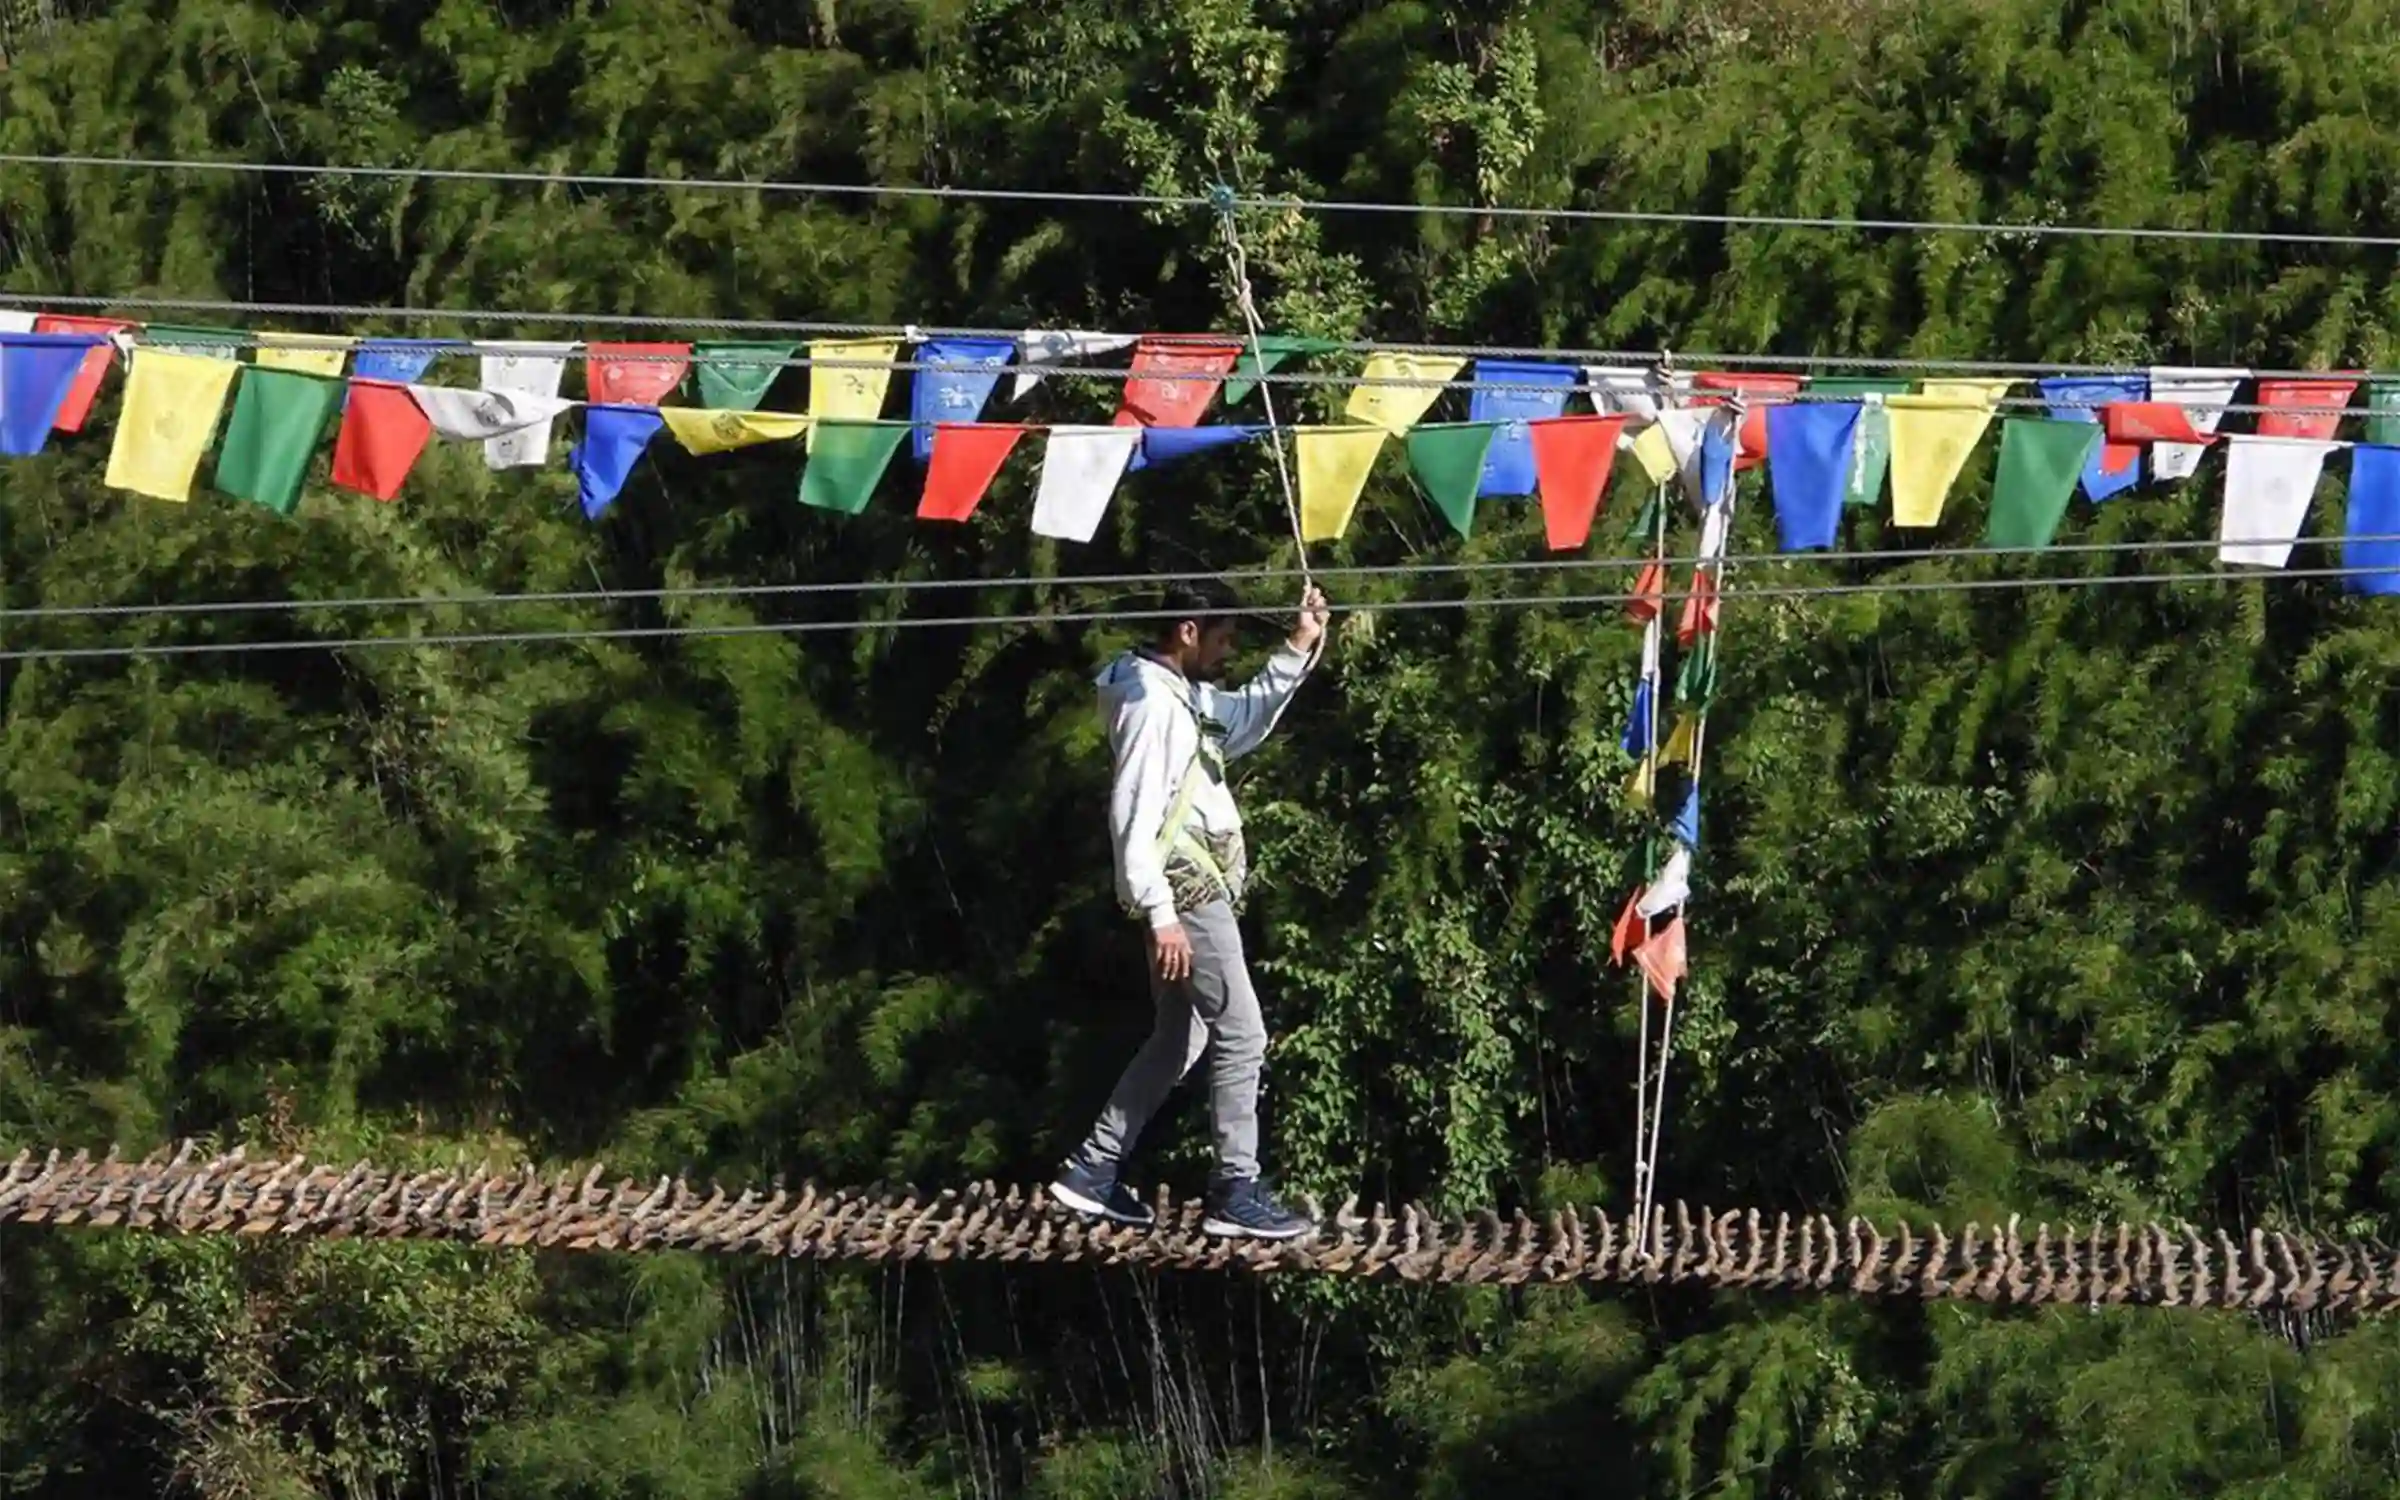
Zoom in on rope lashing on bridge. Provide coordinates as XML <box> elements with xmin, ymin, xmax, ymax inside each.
<box><xmin>4</xmin><ymin>1144</ymin><xmax>2392</xmax><ymax>1315</ymax></box>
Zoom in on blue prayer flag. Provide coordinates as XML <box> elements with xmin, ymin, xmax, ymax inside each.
<box><xmin>1764</xmin><ymin>403</ymin><xmax>1860</xmax><ymax>551</ymax></box>
<box><xmin>570</xmin><ymin>404</ymin><xmax>665</xmax><ymax>519</ymax></box>
<box><xmin>0</xmin><ymin>334</ymin><xmax>102</xmax><ymax>455</ymax></box>
<box><xmin>1621</xmin><ymin>676</ymin><xmax>1656</xmax><ymax>755</ymax></box>
<box><xmin>2344</xmin><ymin>444</ymin><xmax>2400</xmax><ymax>596</ymax></box>
<box><xmin>1699</xmin><ymin>416</ymin><xmax>1737</xmax><ymax>509</ymax></box>
<box><xmin>912</xmin><ymin>338</ymin><xmax>1014</xmax><ymax>461</ymax></box>
<box><xmin>352</xmin><ymin>339</ymin><xmax>445</xmax><ymax>385</ymax></box>
<box><xmin>1129</xmin><ymin>423</ymin><xmax>1262</xmax><ymax>472</ymax></box>
<box><xmin>1669</xmin><ymin>783</ymin><xmax>1700</xmax><ymax>848</ymax></box>
<box><xmin>2038</xmin><ymin>374</ymin><xmax>2147</xmax><ymax>501</ymax></box>
<box><xmin>1468</xmin><ymin>359</ymin><xmax>1576</xmax><ymax>497</ymax></box>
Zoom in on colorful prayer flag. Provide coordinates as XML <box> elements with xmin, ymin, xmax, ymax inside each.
<box><xmin>1129</xmin><ymin>424</ymin><xmax>1261</xmax><ymax>471</ymax></box>
<box><xmin>330</xmin><ymin>380</ymin><xmax>432</xmax><ymax>500</ymax></box>
<box><xmin>1693</xmin><ymin>371</ymin><xmax>1802</xmax><ymax>470</ymax></box>
<box><xmin>1012</xmin><ymin>329</ymin><xmax>1134</xmax><ymax>399</ymax></box>
<box><xmin>1296</xmin><ymin>425</ymin><xmax>1388</xmax><ymax>541</ymax></box>
<box><xmin>1633</xmin><ymin>916</ymin><xmax>1687</xmax><ymax>1004</ymax></box>
<box><xmin>2037</xmin><ymin>374</ymin><xmax>2145</xmax><ymax>501</ymax></box>
<box><xmin>919</xmin><ymin>423</ymin><xmax>1028</xmax><ymax>522</ymax></box>
<box><xmin>658</xmin><ymin>407</ymin><xmax>811</xmax><ymax>455</ymax></box>
<box><xmin>478</xmin><ymin>342</ymin><xmax>571</xmax><ymax>469</ymax></box>
<box><xmin>2344</xmin><ymin>444</ymin><xmax>2400</xmax><ymax>596</ymax></box>
<box><xmin>1626</xmin><ymin>560</ymin><xmax>1666</xmax><ymax>623</ymax></box>
<box><xmin>2147</xmin><ymin>367</ymin><xmax>2248</xmax><ymax>480</ymax></box>
<box><xmin>1528</xmin><ymin>414</ymin><xmax>1624</xmax><ymax>551</ymax></box>
<box><xmin>351</xmin><ymin>339</ymin><xmax>445</xmax><ymax>386</ymax></box>
<box><xmin>102</xmin><ymin>349</ymin><xmax>241</xmax><ymax>502</ymax></box>
<box><xmin>1029</xmin><ymin>424</ymin><xmax>1142</xmax><ymax>540</ymax></box>
<box><xmin>693</xmin><ymin>341</ymin><xmax>799</xmax><ymax>411</ymax></box>
<box><xmin>1676</xmin><ymin>569</ymin><xmax>1720</xmax><ymax>647</ymax></box>
<box><xmin>1629</xmin><ymin>423</ymin><xmax>1678</xmax><ymax>487</ymax></box>
<box><xmin>146</xmin><ymin>324</ymin><xmax>246</xmax><ymax>359</ymax></box>
<box><xmin>1467</xmin><ymin>359</ymin><xmax>1577</xmax><ymax>496</ymax></box>
<box><xmin>254</xmin><ymin>332</ymin><xmax>351</xmax><ymax>378</ymax></box>
<box><xmin>1987</xmin><ymin>418</ymin><xmax>2101</xmax><ymax>549</ymax></box>
<box><xmin>808</xmin><ymin>339</ymin><xmax>901</xmax><ymax>449</ymax></box>
<box><xmin>570</xmin><ymin>405</ymin><xmax>666</xmax><ymax>518</ymax></box>
<box><xmin>2219</xmin><ymin>435</ymin><xmax>2337</xmax><ymax>567</ymax></box>
<box><xmin>0</xmin><ymin>334</ymin><xmax>102</xmax><ymax>455</ymax></box>
<box><xmin>1762</xmin><ymin>402</ymin><xmax>1858</xmax><ymax>552</ymax></box>
<box><xmin>586</xmin><ymin>342</ymin><xmax>691</xmax><ymax>407</ymax></box>
<box><xmin>35</xmin><ymin>314</ymin><xmax>128</xmax><ymax>432</ymax></box>
<box><xmin>2365</xmin><ymin>379</ymin><xmax>2400</xmax><ymax>447</ymax></box>
<box><xmin>214</xmin><ymin>368</ymin><xmax>342</xmax><ymax>515</ymax></box>
<box><xmin>1344</xmin><ymin>353</ymin><xmax>1464</xmax><ymax>436</ymax></box>
<box><xmin>1114</xmin><ymin>336</ymin><xmax>1242</xmax><ymax>428</ymax></box>
<box><xmin>2254</xmin><ymin>377</ymin><xmax>2356</xmax><ymax>442</ymax></box>
<box><xmin>1403</xmin><ymin>422</ymin><xmax>1498</xmax><ymax>538</ymax></box>
<box><xmin>1886</xmin><ymin>381</ymin><xmax>2009</xmax><ymax>525</ymax></box>
<box><xmin>1224</xmin><ymin>336</ymin><xmax>1336</xmax><ymax>405</ymax></box>
<box><xmin>910</xmin><ymin>337</ymin><xmax>1013</xmax><ymax>460</ymax></box>
<box><xmin>798</xmin><ymin>420</ymin><xmax>911</xmax><ymax>516</ymax></box>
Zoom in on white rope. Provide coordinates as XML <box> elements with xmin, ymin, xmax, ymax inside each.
<box><xmin>1214</xmin><ymin>201</ymin><xmax>1312</xmax><ymax>585</ymax></box>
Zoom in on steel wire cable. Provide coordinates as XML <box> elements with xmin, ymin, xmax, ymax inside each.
<box><xmin>10</xmin><ymin>560</ymin><xmax>2400</xmax><ymax>663</ymax></box>
<box><xmin>9</xmin><ymin>151</ymin><xmax>2400</xmax><ymax>247</ymax></box>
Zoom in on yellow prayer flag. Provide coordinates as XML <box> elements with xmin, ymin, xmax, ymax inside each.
<box><xmin>660</xmin><ymin>407</ymin><xmax>811</xmax><ymax>455</ymax></box>
<box><xmin>254</xmin><ymin>333</ymin><xmax>352</xmax><ymax>377</ymax></box>
<box><xmin>1886</xmin><ymin>380</ymin><xmax>2011</xmax><ymax>526</ymax></box>
<box><xmin>1297</xmin><ymin>425</ymin><xmax>1389</xmax><ymax>541</ymax></box>
<box><xmin>1659</xmin><ymin>714</ymin><xmax>1698</xmax><ymax>767</ymax></box>
<box><xmin>104</xmin><ymin>350</ymin><xmax>242</xmax><ymax>502</ymax></box>
<box><xmin>1626</xmin><ymin>754</ymin><xmax>1656</xmax><ymax>810</ymax></box>
<box><xmin>807</xmin><ymin>338</ymin><xmax>901</xmax><ymax>448</ymax></box>
<box><xmin>1343</xmin><ymin>353</ymin><xmax>1465</xmax><ymax>436</ymax></box>
<box><xmin>1630</xmin><ymin>422</ymin><xmax>1678</xmax><ymax>486</ymax></box>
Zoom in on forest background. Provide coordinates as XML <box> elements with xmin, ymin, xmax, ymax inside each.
<box><xmin>9</xmin><ymin>0</ymin><xmax>2400</xmax><ymax>1495</ymax></box>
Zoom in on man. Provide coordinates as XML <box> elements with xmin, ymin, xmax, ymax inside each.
<box><xmin>1049</xmin><ymin>580</ymin><xmax>1330</xmax><ymax>1240</ymax></box>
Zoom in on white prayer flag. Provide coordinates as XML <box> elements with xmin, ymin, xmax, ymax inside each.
<box><xmin>1638</xmin><ymin>612</ymin><xmax>1661</xmax><ymax>680</ymax></box>
<box><xmin>1699</xmin><ymin>503</ymin><xmax>1730</xmax><ymax>562</ymax></box>
<box><xmin>1029</xmin><ymin>425</ymin><xmax>1141</xmax><ymax>542</ymax></box>
<box><xmin>477</xmin><ymin>342</ymin><xmax>572</xmax><ymax>469</ymax></box>
<box><xmin>2150</xmin><ymin>366</ymin><xmax>2249</xmax><ymax>481</ymax></box>
<box><xmin>0</xmin><ymin>312</ymin><xmax>36</xmax><ymax>335</ymax></box>
<box><xmin>2219</xmin><ymin>435</ymin><xmax>2337</xmax><ymax>568</ymax></box>
<box><xmin>409</xmin><ymin>385</ymin><xmax>579</xmax><ymax>443</ymax></box>
<box><xmin>1011</xmin><ymin>330</ymin><xmax>1136</xmax><ymax>400</ymax></box>
<box><xmin>1637</xmin><ymin>846</ymin><xmax>1691</xmax><ymax>918</ymax></box>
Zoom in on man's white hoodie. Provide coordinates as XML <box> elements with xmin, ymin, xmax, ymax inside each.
<box><xmin>1096</xmin><ymin>641</ymin><xmax>1314</xmax><ymax>929</ymax></box>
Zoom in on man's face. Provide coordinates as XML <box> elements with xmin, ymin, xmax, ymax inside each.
<box><xmin>1188</xmin><ymin>620</ymin><xmax>1239</xmax><ymax>681</ymax></box>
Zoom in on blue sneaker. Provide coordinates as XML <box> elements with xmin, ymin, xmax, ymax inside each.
<box><xmin>1048</xmin><ymin>1162</ymin><xmax>1155</xmax><ymax>1227</ymax></box>
<box><xmin>1202</xmin><ymin>1177</ymin><xmax>1314</xmax><ymax>1240</ymax></box>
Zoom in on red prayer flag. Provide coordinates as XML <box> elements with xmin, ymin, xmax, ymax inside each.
<box><xmin>919</xmin><ymin>422</ymin><xmax>1028</xmax><ymax>521</ymax></box>
<box><xmin>1528</xmin><ymin>414</ymin><xmax>1625</xmax><ymax>551</ymax></box>
<box><xmin>2254</xmin><ymin>377</ymin><xmax>2357</xmax><ymax>441</ymax></box>
<box><xmin>586</xmin><ymin>342</ymin><xmax>692</xmax><ymax>407</ymax></box>
<box><xmin>2102</xmin><ymin>402</ymin><xmax>2208</xmax><ymax>446</ymax></box>
<box><xmin>1694</xmin><ymin>372</ymin><xmax>1802</xmax><ymax>470</ymax></box>
<box><xmin>1610</xmin><ymin>890</ymin><xmax>1644</xmax><ymax>965</ymax></box>
<box><xmin>1626</xmin><ymin>559</ymin><xmax>1666</xmax><ymax>623</ymax></box>
<box><xmin>33</xmin><ymin>313</ymin><xmax>129</xmax><ymax>432</ymax></box>
<box><xmin>1113</xmin><ymin>336</ymin><xmax>1242</xmax><ymax>428</ymax></box>
<box><xmin>1675</xmin><ymin>568</ymin><xmax>1720</xmax><ymax>647</ymax></box>
<box><xmin>331</xmin><ymin>380</ymin><xmax>433</xmax><ymax>500</ymax></box>
<box><xmin>1633</xmin><ymin>916</ymin><xmax>1687</xmax><ymax>1004</ymax></box>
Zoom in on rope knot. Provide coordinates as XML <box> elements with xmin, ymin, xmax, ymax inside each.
<box><xmin>1205</xmin><ymin>183</ymin><xmax>1240</xmax><ymax>217</ymax></box>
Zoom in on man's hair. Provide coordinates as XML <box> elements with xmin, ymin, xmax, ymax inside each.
<box><xmin>1155</xmin><ymin>579</ymin><xmax>1240</xmax><ymax>642</ymax></box>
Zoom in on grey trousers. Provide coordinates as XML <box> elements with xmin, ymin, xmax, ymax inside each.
<box><xmin>1068</xmin><ymin>900</ymin><xmax>1266</xmax><ymax>1186</ymax></box>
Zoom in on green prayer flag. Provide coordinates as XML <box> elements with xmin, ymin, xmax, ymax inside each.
<box><xmin>694</xmin><ymin>341</ymin><xmax>800</xmax><ymax>410</ymax></box>
<box><xmin>1404</xmin><ymin>422</ymin><xmax>1498</xmax><ymax>538</ymax></box>
<box><xmin>798</xmin><ymin>420</ymin><xmax>909</xmax><ymax>514</ymax></box>
<box><xmin>1809</xmin><ymin>379</ymin><xmax>1910</xmax><ymax>509</ymax></box>
<box><xmin>1224</xmin><ymin>336</ymin><xmax>1338</xmax><ymax>406</ymax></box>
<box><xmin>213</xmin><ymin>368</ymin><xmax>342</xmax><ymax>515</ymax></box>
<box><xmin>147</xmin><ymin>323</ymin><xmax>248</xmax><ymax>360</ymax></box>
<box><xmin>1807</xmin><ymin>377</ymin><xmax>1913</xmax><ymax>397</ymax></box>
<box><xmin>2366</xmin><ymin>378</ymin><xmax>2400</xmax><ymax>447</ymax></box>
<box><xmin>1630</xmin><ymin>486</ymin><xmax>1663</xmax><ymax>541</ymax></box>
<box><xmin>1675</xmin><ymin>635</ymin><xmax>1717</xmax><ymax>708</ymax></box>
<box><xmin>1986</xmin><ymin>417</ymin><xmax>2099</xmax><ymax>549</ymax></box>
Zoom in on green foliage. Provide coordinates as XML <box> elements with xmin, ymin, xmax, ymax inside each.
<box><xmin>16</xmin><ymin>0</ymin><xmax>2400</xmax><ymax>1495</ymax></box>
